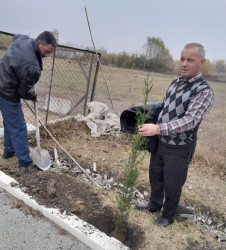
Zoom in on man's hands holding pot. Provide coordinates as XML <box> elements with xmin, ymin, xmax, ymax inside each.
<box><xmin>138</xmin><ymin>124</ymin><xmax>160</xmax><ymax>137</ymax></box>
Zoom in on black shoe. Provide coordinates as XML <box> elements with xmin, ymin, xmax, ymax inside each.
<box><xmin>154</xmin><ymin>216</ymin><xmax>174</xmax><ymax>227</ymax></box>
<box><xmin>2</xmin><ymin>151</ymin><xmax>15</xmax><ymax>159</ymax></box>
<box><xmin>135</xmin><ymin>201</ymin><xmax>161</xmax><ymax>213</ymax></box>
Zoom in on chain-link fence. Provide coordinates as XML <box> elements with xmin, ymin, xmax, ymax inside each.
<box><xmin>0</xmin><ymin>31</ymin><xmax>101</xmax><ymax>128</ymax></box>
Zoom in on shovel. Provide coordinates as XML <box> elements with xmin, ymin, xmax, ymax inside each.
<box><xmin>30</xmin><ymin>100</ymin><xmax>51</xmax><ymax>170</ymax></box>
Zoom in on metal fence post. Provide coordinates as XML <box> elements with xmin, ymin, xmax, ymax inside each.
<box><xmin>45</xmin><ymin>51</ymin><xmax>56</xmax><ymax>125</ymax></box>
<box><xmin>83</xmin><ymin>54</ymin><xmax>94</xmax><ymax>115</ymax></box>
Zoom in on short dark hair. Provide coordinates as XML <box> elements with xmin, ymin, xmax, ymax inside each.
<box><xmin>36</xmin><ymin>31</ymin><xmax>57</xmax><ymax>48</ymax></box>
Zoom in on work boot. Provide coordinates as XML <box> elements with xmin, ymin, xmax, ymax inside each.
<box><xmin>154</xmin><ymin>216</ymin><xmax>174</xmax><ymax>227</ymax></box>
<box><xmin>2</xmin><ymin>151</ymin><xmax>15</xmax><ymax>159</ymax></box>
<box><xmin>15</xmin><ymin>167</ymin><xmax>29</xmax><ymax>177</ymax></box>
<box><xmin>135</xmin><ymin>201</ymin><xmax>161</xmax><ymax>213</ymax></box>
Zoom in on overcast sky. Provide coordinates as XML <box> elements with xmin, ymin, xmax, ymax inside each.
<box><xmin>1</xmin><ymin>0</ymin><xmax>226</xmax><ymax>61</ymax></box>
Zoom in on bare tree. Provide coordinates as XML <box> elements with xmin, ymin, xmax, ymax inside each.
<box><xmin>142</xmin><ymin>37</ymin><xmax>173</xmax><ymax>71</ymax></box>
<box><xmin>143</xmin><ymin>37</ymin><xmax>171</xmax><ymax>60</ymax></box>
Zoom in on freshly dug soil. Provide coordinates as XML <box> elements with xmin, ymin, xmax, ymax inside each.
<box><xmin>2</xmin><ymin>164</ymin><xmax>144</xmax><ymax>249</ymax></box>
<box><xmin>2</xmin><ymin>119</ymin><xmax>224</xmax><ymax>249</ymax></box>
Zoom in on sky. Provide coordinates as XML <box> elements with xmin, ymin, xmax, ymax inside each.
<box><xmin>1</xmin><ymin>0</ymin><xmax>226</xmax><ymax>62</ymax></box>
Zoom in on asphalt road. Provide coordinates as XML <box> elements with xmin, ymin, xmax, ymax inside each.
<box><xmin>0</xmin><ymin>188</ymin><xmax>91</xmax><ymax>250</ymax></box>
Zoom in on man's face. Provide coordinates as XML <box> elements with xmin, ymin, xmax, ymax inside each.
<box><xmin>37</xmin><ymin>40</ymin><xmax>55</xmax><ymax>58</ymax></box>
<box><xmin>180</xmin><ymin>47</ymin><xmax>205</xmax><ymax>81</ymax></box>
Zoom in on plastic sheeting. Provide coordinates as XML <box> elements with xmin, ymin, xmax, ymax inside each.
<box><xmin>75</xmin><ymin>101</ymin><xmax>121</xmax><ymax>137</ymax></box>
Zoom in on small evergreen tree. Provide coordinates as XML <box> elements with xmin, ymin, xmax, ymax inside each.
<box><xmin>114</xmin><ymin>75</ymin><xmax>153</xmax><ymax>236</ymax></box>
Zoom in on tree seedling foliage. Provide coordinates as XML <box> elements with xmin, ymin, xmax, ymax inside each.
<box><xmin>114</xmin><ymin>75</ymin><xmax>153</xmax><ymax>236</ymax></box>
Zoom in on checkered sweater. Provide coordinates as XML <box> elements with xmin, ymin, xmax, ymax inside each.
<box><xmin>158</xmin><ymin>74</ymin><xmax>214</xmax><ymax>146</ymax></box>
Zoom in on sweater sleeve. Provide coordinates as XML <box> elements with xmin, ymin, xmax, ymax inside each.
<box><xmin>158</xmin><ymin>88</ymin><xmax>214</xmax><ymax>136</ymax></box>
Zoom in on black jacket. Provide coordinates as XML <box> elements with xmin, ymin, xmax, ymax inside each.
<box><xmin>0</xmin><ymin>34</ymin><xmax>43</xmax><ymax>102</ymax></box>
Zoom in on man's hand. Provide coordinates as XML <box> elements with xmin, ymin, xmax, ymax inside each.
<box><xmin>138</xmin><ymin>124</ymin><xmax>160</xmax><ymax>136</ymax></box>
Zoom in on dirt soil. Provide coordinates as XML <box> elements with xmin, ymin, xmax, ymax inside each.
<box><xmin>2</xmin><ymin>167</ymin><xmax>144</xmax><ymax>249</ymax></box>
<box><xmin>1</xmin><ymin>119</ymin><xmax>145</xmax><ymax>249</ymax></box>
<box><xmin>1</xmin><ymin>118</ymin><xmax>225</xmax><ymax>250</ymax></box>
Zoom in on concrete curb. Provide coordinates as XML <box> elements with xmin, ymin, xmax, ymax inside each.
<box><xmin>0</xmin><ymin>171</ymin><xmax>128</xmax><ymax>250</ymax></box>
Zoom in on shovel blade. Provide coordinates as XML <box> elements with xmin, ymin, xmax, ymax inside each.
<box><xmin>30</xmin><ymin>146</ymin><xmax>51</xmax><ymax>171</ymax></box>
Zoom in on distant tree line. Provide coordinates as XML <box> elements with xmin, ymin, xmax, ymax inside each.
<box><xmin>96</xmin><ymin>37</ymin><xmax>226</xmax><ymax>82</ymax></box>
<box><xmin>1</xmin><ymin>33</ymin><xmax>225</xmax><ymax>82</ymax></box>
<box><xmin>98</xmin><ymin>37</ymin><xmax>174</xmax><ymax>74</ymax></box>
<box><xmin>61</xmin><ymin>35</ymin><xmax>226</xmax><ymax>81</ymax></box>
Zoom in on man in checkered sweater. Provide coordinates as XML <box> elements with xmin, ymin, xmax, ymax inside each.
<box><xmin>136</xmin><ymin>43</ymin><xmax>214</xmax><ymax>227</ymax></box>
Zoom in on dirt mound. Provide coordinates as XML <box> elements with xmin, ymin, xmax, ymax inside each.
<box><xmin>1</xmin><ymin>117</ymin><xmax>225</xmax><ymax>249</ymax></box>
<box><xmin>3</xmin><ymin>165</ymin><xmax>144</xmax><ymax>249</ymax></box>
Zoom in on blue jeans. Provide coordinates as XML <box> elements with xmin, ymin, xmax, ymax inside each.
<box><xmin>0</xmin><ymin>97</ymin><xmax>33</xmax><ymax>167</ymax></box>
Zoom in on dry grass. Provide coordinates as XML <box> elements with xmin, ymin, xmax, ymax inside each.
<box><xmin>0</xmin><ymin>65</ymin><xmax>225</xmax><ymax>249</ymax></box>
<box><xmin>86</xmin><ymin>66</ymin><xmax>226</xmax><ymax>249</ymax></box>
<box><xmin>94</xmin><ymin>65</ymin><xmax>177</xmax><ymax>113</ymax></box>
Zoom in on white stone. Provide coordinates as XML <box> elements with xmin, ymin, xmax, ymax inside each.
<box><xmin>0</xmin><ymin>128</ymin><xmax>3</xmax><ymax>138</ymax></box>
<box><xmin>85</xmin><ymin>169</ymin><xmax>91</xmax><ymax>175</ymax></box>
<box><xmin>107</xmin><ymin>177</ymin><xmax>114</xmax><ymax>184</ymax></box>
<box><xmin>143</xmin><ymin>191</ymin><xmax>149</xmax><ymax>197</ymax></box>
<box><xmin>135</xmin><ymin>190</ymin><xmax>144</xmax><ymax>199</ymax></box>
<box><xmin>179</xmin><ymin>214</ymin><xmax>195</xmax><ymax>222</ymax></box>
<box><xmin>93</xmin><ymin>162</ymin><xmax>97</xmax><ymax>172</ymax></box>
<box><xmin>186</xmin><ymin>184</ymin><xmax>193</xmax><ymax>190</ymax></box>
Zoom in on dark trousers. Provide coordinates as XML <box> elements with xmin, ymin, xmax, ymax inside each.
<box><xmin>0</xmin><ymin>97</ymin><xmax>32</xmax><ymax>167</ymax></box>
<box><xmin>149</xmin><ymin>139</ymin><xmax>196</xmax><ymax>219</ymax></box>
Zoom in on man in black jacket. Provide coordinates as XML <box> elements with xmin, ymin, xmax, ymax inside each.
<box><xmin>0</xmin><ymin>31</ymin><xmax>57</xmax><ymax>174</ymax></box>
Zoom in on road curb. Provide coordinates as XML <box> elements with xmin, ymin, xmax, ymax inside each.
<box><xmin>0</xmin><ymin>171</ymin><xmax>128</xmax><ymax>250</ymax></box>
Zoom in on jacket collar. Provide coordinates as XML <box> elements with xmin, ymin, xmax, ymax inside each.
<box><xmin>32</xmin><ymin>39</ymin><xmax>43</xmax><ymax>70</ymax></box>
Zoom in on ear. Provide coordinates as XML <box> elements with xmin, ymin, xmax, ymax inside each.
<box><xmin>37</xmin><ymin>40</ymin><xmax>42</xmax><ymax>47</ymax></box>
<box><xmin>201</xmin><ymin>58</ymin><xmax>206</xmax><ymax>65</ymax></box>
